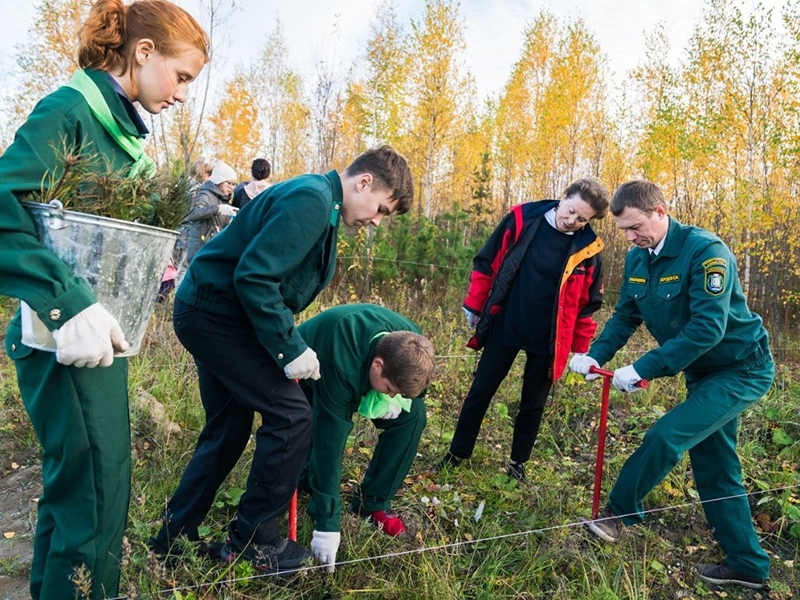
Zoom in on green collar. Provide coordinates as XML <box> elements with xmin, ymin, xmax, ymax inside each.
<box><xmin>67</xmin><ymin>70</ymin><xmax>156</xmax><ymax>179</ymax></box>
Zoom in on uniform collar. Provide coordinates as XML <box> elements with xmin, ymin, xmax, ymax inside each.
<box><xmin>325</xmin><ymin>170</ymin><xmax>343</xmax><ymax>227</ymax></box>
<box><xmin>657</xmin><ymin>217</ymin><xmax>683</xmax><ymax>258</ymax></box>
<box><xmin>85</xmin><ymin>68</ymin><xmax>149</xmax><ymax>137</ymax></box>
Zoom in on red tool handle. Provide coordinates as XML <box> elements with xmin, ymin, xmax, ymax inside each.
<box><xmin>587</xmin><ymin>367</ymin><xmax>649</xmax><ymax>519</ymax></box>
<box><xmin>289</xmin><ymin>489</ymin><xmax>298</xmax><ymax>541</ymax></box>
<box><xmin>588</xmin><ymin>366</ymin><xmax>649</xmax><ymax>388</ymax></box>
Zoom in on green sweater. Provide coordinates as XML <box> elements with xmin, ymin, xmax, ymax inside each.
<box><xmin>297</xmin><ymin>304</ymin><xmax>422</xmax><ymax>532</ymax></box>
<box><xmin>590</xmin><ymin>217</ymin><xmax>769</xmax><ymax>379</ymax></box>
<box><xmin>176</xmin><ymin>171</ymin><xmax>343</xmax><ymax>367</ymax></box>
<box><xmin>0</xmin><ymin>69</ymin><xmax>143</xmax><ymax>329</ymax></box>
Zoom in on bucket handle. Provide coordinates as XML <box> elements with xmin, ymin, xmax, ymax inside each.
<box><xmin>45</xmin><ymin>199</ymin><xmax>68</xmax><ymax>230</ymax></box>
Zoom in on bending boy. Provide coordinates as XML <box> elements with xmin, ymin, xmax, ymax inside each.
<box><xmin>296</xmin><ymin>303</ymin><xmax>436</xmax><ymax>571</ymax></box>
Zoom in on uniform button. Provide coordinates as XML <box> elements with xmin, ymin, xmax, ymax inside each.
<box><xmin>334</xmin><ymin>204</ymin><xmax>340</xmax><ymax>211</ymax></box>
<box><xmin>278</xmin><ymin>353</ymin><xmax>284</xmax><ymax>359</ymax></box>
<box><xmin>667</xmin><ymin>294</ymin><xmax>671</xmax><ymax>298</ymax></box>
<box><xmin>49</xmin><ymin>309</ymin><xmax>62</xmax><ymax>321</ymax></box>
<box><xmin>11</xmin><ymin>344</ymin><xmax>15</xmax><ymax>352</ymax></box>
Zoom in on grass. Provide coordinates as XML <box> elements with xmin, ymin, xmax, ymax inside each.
<box><xmin>0</xmin><ymin>291</ymin><xmax>798</xmax><ymax>599</ymax></box>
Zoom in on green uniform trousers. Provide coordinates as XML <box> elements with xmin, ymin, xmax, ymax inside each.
<box><xmin>608</xmin><ymin>350</ymin><xmax>773</xmax><ymax>580</ymax></box>
<box><xmin>6</xmin><ymin>319</ymin><xmax>131</xmax><ymax>599</ymax></box>
<box><xmin>356</xmin><ymin>397</ymin><xmax>427</xmax><ymax>512</ymax></box>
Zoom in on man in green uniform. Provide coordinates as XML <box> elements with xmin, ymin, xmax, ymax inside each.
<box><xmin>151</xmin><ymin>147</ymin><xmax>415</xmax><ymax>573</ymax></box>
<box><xmin>570</xmin><ymin>180</ymin><xmax>773</xmax><ymax>590</ymax></box>
<box><xmin>296</xmin><ymin>304</ymin><xmax>436</xmax><ymax>572</ymax></box>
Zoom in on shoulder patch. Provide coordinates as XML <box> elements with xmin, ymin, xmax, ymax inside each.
<box><xmin>702</xmin><ymin>257</ymin><xmax>727</xmax><ymax>269</ymax></box>
<box><xmin>704</xmin><ymin>264</ymin><xmax>726</xmax><ymax>296</ymax></box>
<box><xmin>628</xmin><ymin>276</ymin><xmax>647</xmax><ymax>285</ymax></box>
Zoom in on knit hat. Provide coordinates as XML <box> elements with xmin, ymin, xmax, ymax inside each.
<box><xmin>210</xmin><ymin>162</ymin><xmax>237</xmax><ymax>185</ymax></box>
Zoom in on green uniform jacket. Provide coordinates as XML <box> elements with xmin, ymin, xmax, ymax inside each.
<box><xmin>297</xmin><ymin>304</ymin><xmax>422</xmax><ymax>532</ymax></box>
<box><xmin>176</xmin><ymin>171</ymin><xmax>342</xmax><ymax>367</ymax></box>
<box><xmin>590</xmin><ymin>217</ymin><xmax>768</xmax><ymax>379</ymax></box>
<box><xmin>0</xmin><ymin>69</ymin><xmax>141</xmax><ymax>327</ymax></box>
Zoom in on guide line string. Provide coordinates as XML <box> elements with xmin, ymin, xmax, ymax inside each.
<box><xmin>109</xmin><ymin>482</ymin><xmax>800</xmax><ymax>599</ymax></box>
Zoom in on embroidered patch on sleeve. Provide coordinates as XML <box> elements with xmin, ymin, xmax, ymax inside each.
<box><xmin>703</xmin><ymin>259</ymin><xmax>727</xmax><ymax>296</ymax></box>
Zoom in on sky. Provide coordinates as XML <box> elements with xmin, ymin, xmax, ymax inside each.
<box><xmin>0</xmin><ymin>0</ymin><xmax>785</xmax><ymax>101</ymax></box>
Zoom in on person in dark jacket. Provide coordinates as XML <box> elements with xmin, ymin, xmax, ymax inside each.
<box><xmin>570</xmin><ymin>180</ymin><xmax>773</xmax><ymax>590</ymax></box>
<box><xmin>232</xmin><ymin>157</ymin><xmax>271</xmax><ymax>209</ymax></box>
<box><xmin>435</xmin><ymin>178</ymin><xmax>609</xmax><ymax>481</ymax></box>
<box><xmin>0</xmin><ymin>1</ymin><xmax>208</xmax><ymax>597</ymax></box>
<box><xmin>296</xmin><ymin>304</ymin><xmax>436</xmax><ymax>572</ymax></box>
<box><xmin>150</xmin><ymin>146</ymin><xmax>414</xmax><ymax>574</ymax></box>
<box><xmin>179</xmin><ymin>161</ymin><xmax>238</xmax><ymax>263</ymax></box>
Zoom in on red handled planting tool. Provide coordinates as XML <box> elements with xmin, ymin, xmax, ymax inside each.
<box><xmin>588</xmin><ymin>366</ymin><xmax>649</xmax><ymax>519</ymax></box>
<box><xmin>289</xmin><ymin>490</ymin><xmax>298</xmax><ymax>541</ymax></box>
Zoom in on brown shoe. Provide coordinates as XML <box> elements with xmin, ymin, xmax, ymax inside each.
<box><xmin>585</xmin><ymin>507</ymin><xmax>622</xmax><ymax>543</ymax></box>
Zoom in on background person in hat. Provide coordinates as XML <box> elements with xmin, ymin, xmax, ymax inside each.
<box><xmin>179</xmin><ymin>161</ymin><xmax>239</xmax><ymax>264</ymax></box>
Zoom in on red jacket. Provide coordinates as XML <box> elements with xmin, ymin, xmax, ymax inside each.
<box><xmin>465</xmin><ymin>200</ymin><xmax>604</xmax><ymax>380</ymax></box>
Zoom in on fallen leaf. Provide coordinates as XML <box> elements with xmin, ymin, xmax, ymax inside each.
<box><xmin>11</xmin><ymin>462</ymin><xmax>19</xmax><ymax>469</ymax></box>
<box><xmin>4</xmin><ymin>532</ymin><xmax>15</xmax><ymax>539</ymax></box>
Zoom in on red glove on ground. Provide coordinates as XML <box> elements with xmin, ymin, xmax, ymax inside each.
<box><xmin>368</xmin><ymin>510</ymin><xmax>406</xmax><ymax>536</ymax></box>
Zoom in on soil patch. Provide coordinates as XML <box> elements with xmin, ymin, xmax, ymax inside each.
<box><xmin>0</xmin><ymin>464</ymin><xmax>40</xmax><ymax>600</ymax></box>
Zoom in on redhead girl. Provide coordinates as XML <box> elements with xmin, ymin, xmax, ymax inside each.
<box><xmin>0</xmin><ymin>1</ymin><xmax>208</xmax><ymax>597</ymax></box>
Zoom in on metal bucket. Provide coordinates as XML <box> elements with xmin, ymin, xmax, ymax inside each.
<box><xmin>20</xmin><ymin>200</ymin><xmax>178</xmax><ymax>356</ymax></box>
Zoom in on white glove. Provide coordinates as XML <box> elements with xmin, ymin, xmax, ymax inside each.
<box><xmin>52</xmin><ymin>303</ymin><xmax>129</xmax><ymax>368</ymax></box>
<box><xmin>217</xmin><ymin>203</ymin><xmax>236</xmax><ymax>216</ymax></box>
<box><xmin>612</xmin><ymin>364</ymin><xmax>643</xmax><ymax>392</ymax></box>
<box><xmin>311</xmin><ymin>530</ymin><xmax>340</xmax><ymax>573</ymax></box>
<box><xmin>463</xmin><ymin>307</ymin><xmax>479</xmax><ymax>329</ymax></box>
<box><xmin>376</xmin><ymin>402</ymin><xmax>403</xmax><ymax>420</ymax></box>
<box><xmin>284</xmin><ymin>347</ymin><xmax>321</xmax><ymax>380</ymax></box>
<box><xmin>568</xmin><ymin>353</ymin><xmax>600</xmax><ymax>381</ymax></box>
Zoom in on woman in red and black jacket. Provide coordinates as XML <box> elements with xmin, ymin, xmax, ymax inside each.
<box><xmin>436</xmin><ymin>179</ymin><xmax>609</xmax><ymax>481</ymax></box>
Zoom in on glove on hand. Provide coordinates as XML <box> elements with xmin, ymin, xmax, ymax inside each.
<box><xmin>568</xmin><ymin>353</ymin><xmax>601</xmax><ymax>381</ymax></box>
<box><xmin>376</xmin><ymin>402</ymin><xmax>403</xmax><ymax>420</ymax></box>
<box><xmin>612</xmin><ymin>364</ymin><xmax>642</xmax><ymax>392</ymax></box>
<box><xmin>53</xmin><ymin>303</ymin><xmax>129</xmax><ymax>368</ymax></box>
<box><xmin>311</xmin><ymin>530</ymin><xmax>340</xmax><ymax>573</ymax></box>
<box><xmin>217</xmin><ymin>203</ymin><xmax>237</xmax><ymax>217</ymax></box>
<box><xmin>463</xmin><ymin>307</ymin><xmax>479</xmax><ymax>329</ymax></box>
<box><xmin>284</xmin><ymin>347</ymin><xmax>321</xmax><ymax>380</ymax></box>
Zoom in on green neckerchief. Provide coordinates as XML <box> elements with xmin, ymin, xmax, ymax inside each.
<box><xmin>357</xmin><ymin>331</ymin><xmax>412</xmax><ymax>418</ymax></box>
<box><xmin>358</xmin><ymin>388</ymin><xmax>413</xmax><ymax>419</ymax></box>
<box><xmin>67</xmin><ymin>70</ymin><xmax>156</xmax><ymax>179</ymax></box>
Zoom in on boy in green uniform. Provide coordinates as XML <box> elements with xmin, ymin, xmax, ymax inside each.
<box><xmin>152</xmin><ymin>148</ymin><xmax>415</xmax><ymax>572</ymax></box>
<box><xmin>570</xmin><ymin>180</ymin><xmax>773</xmax><ymax>590</ymax></box>
<box><xmin>296</xmin><ymin>304</ymin><xmax>436</xmax><ymax>572</ymax></box>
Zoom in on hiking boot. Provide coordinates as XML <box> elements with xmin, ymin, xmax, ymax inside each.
<box><xmin>350</xmin><ymin>505</ymin><xmax>406</xmax><ymax>536</ymax></box>
<box><xmin>584</xmin><ymin>507</ymin><xmax>622</xmax><ymax>543</ymax></box>
<box><xmin>220</xmin><ymin>535</ymin><xmax>312</xmax><ymax>573</ymax></box>
<box><xmin>432</xmin><ymin>452</ymin><xmax>464</xmax><ymax>473</ymax></box>
<box><xmin>507</xmin><ymin>460</ymin><xmax>526</xmax><ymax>481</ymax></box>
<box><xmin>695</xmin><ymin>561</ymin><xmax>767</xmax><ymax>590</ymax></box>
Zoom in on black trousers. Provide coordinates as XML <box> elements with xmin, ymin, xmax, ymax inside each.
<box><xmin>155</xmin><ymin>300</ymin><xmax>312</xmax><ymax>547</ymax></box>
<box><xmin>449</xmin><ymin>339</ymin><xmax>552</xmax><ymax>464</ymax></box>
